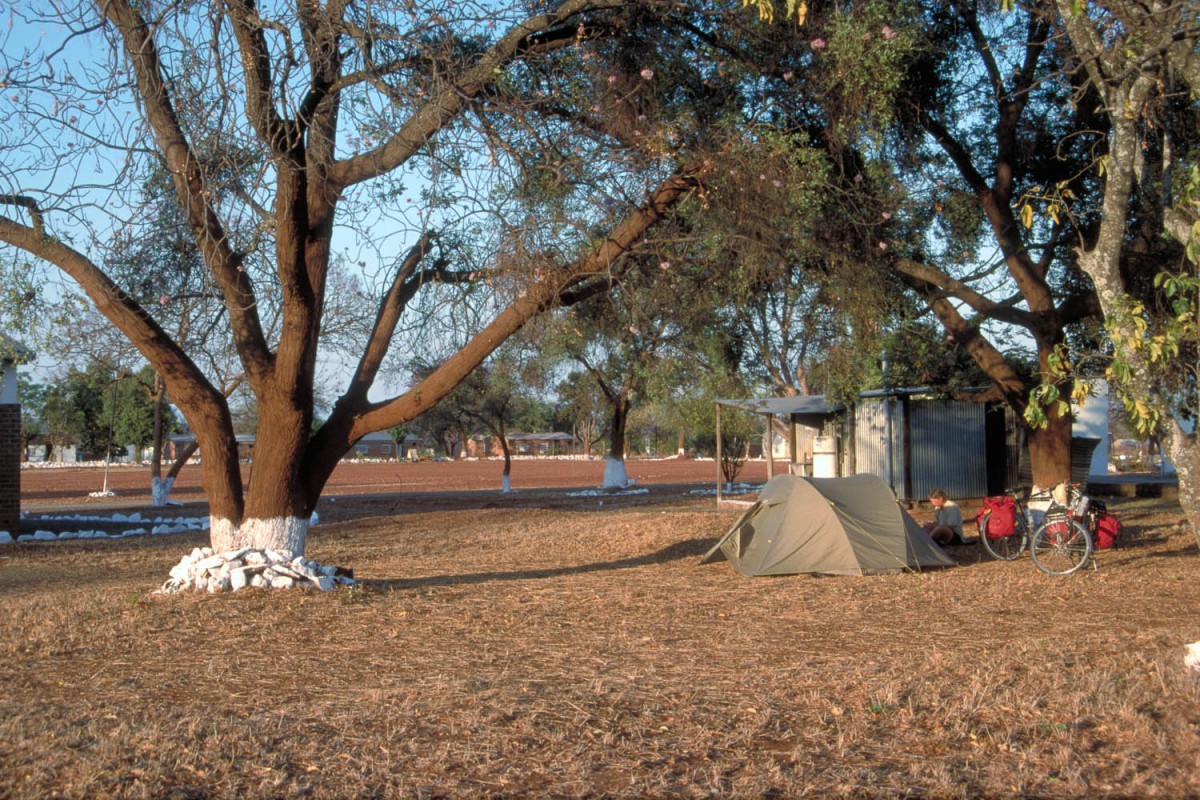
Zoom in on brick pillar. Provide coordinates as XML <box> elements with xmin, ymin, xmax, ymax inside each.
<box><xmin>0</xmin><ymin>404</ymin><xmax>20</xmax><ymax>533</ymax></box>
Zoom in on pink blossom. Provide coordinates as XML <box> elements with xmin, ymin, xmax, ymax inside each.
<box><xmin>882</xmin><ymin>25</ymin><xmax>897</xmax><ymax>40</ymax></box>
<box><xmin>640</xmin><ymin>68</ymin><xmax>654</xmax><ymax>80</ymax></box>
<box><xmin>607</xmin><ymin>75</ymin><xmax>617</xmax><ymax>84</ymax></box>
<box><xmin>782</xmin><ymin>70</ymin><xmax>794</xmax><ymax>81</ymax></box>
<box><xmin>878</xmin><ymin>241</ymin><xmax>888</xmax><ymax>251</ymax></box>
<box><xmin>810</xmin><ymin>38</ymin><xmax>826</xmax><ymax>50</ymax></box>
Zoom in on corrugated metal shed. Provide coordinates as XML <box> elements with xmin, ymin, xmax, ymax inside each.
<box><xmin>855</xmin><ymin>395</ymin><xmax>988</xmax><ymax>500</ymax></box>
<box><xmin>909</xmin><ymin>400</ymin><xmax>988</xmax><ymax>499</ymax></box>
<box><xmin>720</xmin><ymin>389</ymin><xmax>1010</xmax><ymax>501</ymax></box>
<box><xmin>854</xmin><ymin>398</ymin><xmax>906</xmax><ymax>493</ymax></box>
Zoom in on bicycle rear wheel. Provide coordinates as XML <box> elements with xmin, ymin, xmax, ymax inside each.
<box><xmin>979</xmin><ymin>511</ymin><xmax>1028</xmax><ymax>561</ymax></box>
<box><xmin>1030</xmin><ymin>517</ymin><xmax>1093</xmax><ymax>575</ymax></box>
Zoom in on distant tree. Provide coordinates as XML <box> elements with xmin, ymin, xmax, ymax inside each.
<box><xmin>387</xmin><ymin>425</ymin><xmax>409</xmax><ymax>459</ymax></box>
<box><xmin>404</xmin><ymin>361</ymin><xmax>468</xmax><ymax>459</ymax></box>
<box><xmin>17</xmin><ymin>375</ymin><xmax>46</xmax><ymax>458</ymax></box>
<box><xmin>457</xmin><ymin>367</ymin><xmax>524</xmax><ymax>492</ymax></box>
<box><xmin>438</xmin><ymin>339</ymin><xmax>549</xmax><ymax>490</ymax></box>
<box><xmin>40</xmin><ymin>382</ymin><xmax>83</xmax><ymax>462</ymax></box>
<box><xmin>558</xmin><ymin>268</ymin><xmax>681</xmax><ymax>488</ymax></box>
<box><xmin>106</xmin><ymin>367</ymin><xmax>164</xmax><ymax>456</ymax></box>
<box><xmin>35</xmin><ymin>366</ymin><xmax>127</xmax><ymax>461</ymax></box>
<box><xmin>555</xmin><ymin>372</ymin><xmax>608</xmax><ymax>458</ymax></box>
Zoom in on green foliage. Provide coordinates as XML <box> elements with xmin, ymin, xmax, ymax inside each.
<box><xmin>880</xmin><ymin>324</ymin><xmax>995</xmax><ymax>393</ymax></box>
<box><xmin>18</xmin><ymin>374</ymin><xmax>46</xmax><ymax>450</ymax></box>
<box><xmin>107</xmin><ymin>367</ymin><xmax>170</xmax><ymax>451</ymax></box>
<box><xmin>31</xmin><ymin>365</ymin><xmax>137</xmax><ymax>459</ymax></box>
<box><xmin>813</xmin><ymin>0</ymin><xmax>919</xmax><ymax>144</ymax></box>
<box><xmin>1093</xmin><ymin>165</ymin><xmax>1200</xmax><ymax>437</ymax></box>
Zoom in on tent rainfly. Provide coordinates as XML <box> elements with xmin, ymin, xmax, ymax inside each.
<box><xmin>701</xmin><ymin>474</ymin><xmax>955</xmax><ymax>576</ymax></box>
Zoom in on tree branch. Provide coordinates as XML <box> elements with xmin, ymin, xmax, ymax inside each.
<box><xmin>891</xmin><ymin>256</ymin><xmax>1035</xmax><ymax>329</ymax></box>
<box><xmin>330</xmin><ymin>0</ymin><xmax>626</xmax><ymax>190</ymax></box>
<box><xmin>343</xmin><ymin>231</ymin><xmax>438</xmax><ymax>404</ymax></box>
<box><xmin>101</xmin><ymin>0</ymin><xmax>274</xmax><ymax>382</ymax></box>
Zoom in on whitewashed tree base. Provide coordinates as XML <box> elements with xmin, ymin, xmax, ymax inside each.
<box><xmin>150</xmin><ymin>476</ymin><xmax>175</xmax><ymax>507</ymax></box>
<box><xmin>157</xmin><ymin>546</ymin><xmax>355</xmax><ymax>593</ymax></box>
<box><xmin>210</xmin><ymin>516</ymin><xmax>310</xmax><ymax>558</ymax></box>
<box><xmin>602</xmin><ymin>458</ymin><xmax>630</xmax><ymax>489</ymax></box>
<box><xmin>502</xmin><ymin>474</ymin><xmax>512</xmax><ymax>493</ymax></box>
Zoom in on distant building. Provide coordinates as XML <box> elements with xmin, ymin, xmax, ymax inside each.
<box><xmin>164</xmin><ymin>433</ymin><xmax>255</xmax><ymax>461</ymax></box>
<box><xmin>508</xmin><ymin>432</ymin><xmax>576</xmax><ymax>456</ymax></box>
<box><xmin>464</xmin><ymin>432</ymin><xmax>576</xmax><ymax>458</ymax></box>
<box><xmin>349</xmin><ymin>431</ymin><xmax>397</xmax><ymax>459</ymax></box>
<box><xmin>0</xmin><ymin>334</ymin><xmax>32</xmax><ymax>532</ymax></box>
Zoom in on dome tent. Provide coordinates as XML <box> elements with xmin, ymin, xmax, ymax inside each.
<box><xmin>701</xmin><ymin>474</ymin><xmax>955</xmax><ymax>576</ymax></box>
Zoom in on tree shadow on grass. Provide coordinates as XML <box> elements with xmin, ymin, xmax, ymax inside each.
<box><xmin>1106</xmin><ymin>541</ymin><xmax>1200</xmax><ymax>564</ymax></box>
<box><xmin>359</xmin><ymin>537</ymin><xmax>714</xmax><ymax>591</ymax></box>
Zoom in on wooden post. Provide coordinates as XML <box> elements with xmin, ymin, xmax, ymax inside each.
<box><xmin>715</xmin><ymin>402</ymin><xmax>723</xmax><ymax>505</ymax></box>
<box><xmin>766</xmin><ymin>413</ymin><xmax>774</xmax><ymax>481</ymax></box>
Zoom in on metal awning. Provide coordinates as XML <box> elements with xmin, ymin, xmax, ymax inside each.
<box><xmin>715</xmin><ymin>396</ymin><xmax>843</xmax><ymax>416</ymax></box>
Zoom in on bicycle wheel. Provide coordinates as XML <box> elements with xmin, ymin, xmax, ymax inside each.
<box><xmin>1030</xmin><ymin>517</ymin><xmax>1093</xmax><ymax>575</ymax></box>
<box><xmin>979</xmin><ymin>511</ymin><xmax>1028</xmax><ymax>561</ymax></box>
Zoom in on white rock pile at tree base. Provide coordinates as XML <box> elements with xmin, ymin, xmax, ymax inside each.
<box><xmin>157</xmin><ymin>546</ymin><xmax>355</xmax><ymax>593</ymax></box>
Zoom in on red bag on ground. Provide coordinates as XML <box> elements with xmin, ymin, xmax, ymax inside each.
<box><xmin>977</xmin><ymin>495</ymin><xmax>1017</xmax><ymax>538</ymax></box>
<box><xmin>1094</xmin><ymin>511</ymin><xmax>1122</xmax><ymax>549</ymax></box>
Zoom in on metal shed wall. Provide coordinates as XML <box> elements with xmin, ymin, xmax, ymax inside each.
<box><xmin>855</xmin><ymin>397</ymin><xmax>988</xmax><ymax>500</ymax></box>
<box><xmin>854</xmin><ymin>399</ymin><xmax>905</xmax><ymax>494</ymax></box>
<box><xmin>908</xmin><ymin>400</ymin><xmax>988</xmax><ymax>499</ymax></box>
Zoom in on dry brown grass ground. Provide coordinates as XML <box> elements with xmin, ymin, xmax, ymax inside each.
<box><xmin>2</xmin><ymin>465</ymin><xmax>1200</xmax><ymax>798</ymax></box>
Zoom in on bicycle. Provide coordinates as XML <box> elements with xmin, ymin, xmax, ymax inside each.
<box><xmin>978</xmin><ymin>487</ymin><xmax>1035</xmax><ymax>562</ymax></box>
<box><xmin>1029</xmin><ymin>483</ymin><xmax>1094</xmax><ymax>576</ymax></box>
<box><xmin>978</xmin><ymin>484</ymin><xmax>1095</xmax><ymax>575</ymax></box>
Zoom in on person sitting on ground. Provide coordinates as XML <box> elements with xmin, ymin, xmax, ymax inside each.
<box><xmin>924</xmin><ymin>488</ymin><xmax>965</xmax><ymax>546</ymax></box>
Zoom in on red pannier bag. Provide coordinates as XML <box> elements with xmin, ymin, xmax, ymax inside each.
<box><xmin>1093</xmin><ymin>511</ymin><xmax>1122</xmax><ymax>549</ymax></box>
<box><xmin>977</xmin><ymin>495</ymin><xmax>1017</xmax><ymax>538</ymax></box>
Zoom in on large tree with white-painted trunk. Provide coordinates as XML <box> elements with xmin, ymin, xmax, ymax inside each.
<box><xmin>0</xmin><ymin>0</ymin><xmax>717</xmax><ymax>559</ymax></box>
<box><xmin>1050</xmin><ymin>0</ymin><xmax>1200</xmax><ymax>542</ymax></box>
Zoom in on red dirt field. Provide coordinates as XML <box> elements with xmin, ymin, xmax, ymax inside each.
<box><xmin>17</xmin><ymin>457</ymin><xmax>770</xmax><ymax>511</ymax></box>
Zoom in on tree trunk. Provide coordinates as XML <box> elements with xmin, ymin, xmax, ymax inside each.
<box><xmin>208</xmin><ymin>392</ymin><xmax>311</xmax><ymax>556</ymax></box>
<box><xmin>499</xmin><ymin>425</ymin><xmax>513</xmax><ymax>493</ymax></box>
<box><xmin>602</xmin><ymin>397</ymin><xmax>630</xmax><ymax>488</ymax></box>
<box><xmin>152</xmin><ymin>441</ymin><xmax>198</xmax><ymax>507</ymax></box>
<box><xmin>1164</xmin><ymin>426</ymin><xmax>1200</xmax><ymax>551</ymax></box>
<box><xmin>1026</xmin><ymin>407</ymin><xmax>1072</xmax><ymax>489</ymax></box>
<box><xmin>149</xmin><ymin>377</ymin><xmax>174</xmax><ymax>507</ymax></box>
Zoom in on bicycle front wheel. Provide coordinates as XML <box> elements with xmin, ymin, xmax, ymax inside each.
<box><xmin>980</xmin><ymin>510</ymin><xmax>1029</xmax><ymax>561</ymax></box>
<box><xmin>1030</xmin><ymin>517</ymin><xmax>1093</xmax><ymax>575</ymax></box>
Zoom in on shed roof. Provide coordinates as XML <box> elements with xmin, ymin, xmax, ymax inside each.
<box><xmin>507</xmin><ymin>432</ymin><xmax>575</xmax><ymax>442</ymax></box>
<box><xmin>716</xmin><ymin>396</ymin><xmax>844</xmax><ymax>417</ymax></box>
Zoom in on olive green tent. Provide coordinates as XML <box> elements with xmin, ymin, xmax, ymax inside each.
<box><xmin>701</xmin><ymin>474</ymin><xmax>955</xmax><ymax>576</ymax></box>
